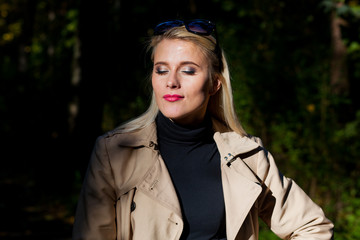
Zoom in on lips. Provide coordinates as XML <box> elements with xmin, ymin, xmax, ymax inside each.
<box><xmin>163</xmin><ymin>94</ymin><xmax>184</xmax><ymax>102</ymax></box>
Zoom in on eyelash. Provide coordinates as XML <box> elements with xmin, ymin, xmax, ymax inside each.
<box><xmin>182</xmin><ymin>70</ymin><xmax>196</xmax><ymax>75</ymax></box>
<box><xmin>154</xmin><ymin>68</ymin><xmax>197</xmax><ymax>75</ymax></box>
<box><xmin>155</xmin><ymin>69</ymin><xmax>168</xmax><ymax>75</ymax></box>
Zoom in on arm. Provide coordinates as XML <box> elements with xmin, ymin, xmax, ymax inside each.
<box><xmin>72</xmin><ymin>136</ymin><xmax>117</xmax><ymax>240</ymax></box>
<box><xmin>257</xmin><ymin>148</ymin><xmax>334</xmax><ymax>239</ymax></box>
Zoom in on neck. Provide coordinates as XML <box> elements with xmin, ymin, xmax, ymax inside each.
<box><xmin>156</xmin><ymin>111</ymin><xmax>213</xmax><ymax>145</ymax></box>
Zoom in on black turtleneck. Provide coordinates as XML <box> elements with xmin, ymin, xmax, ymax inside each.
<box><xmin>156</xmin><ymin>112</ymin><xmax>226</xmax><ymax>240</ymax></box>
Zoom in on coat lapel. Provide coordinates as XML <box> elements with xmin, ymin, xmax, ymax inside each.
<box><xmin>222</xmin><ymin>160</ymin><xmax>262</xmax><ymax>240</ymax></box>
<box><xmin>115</xmin><ymin>122</ymin><xmax>183</xmax><ymax>218</ymax></box>
<box><xmin>214</xmin><ymin>132</ymin><xmax>263</xmax><ymax>240</ymax></box>
<box><xmin>138</xmin><ymin>154</ymin><xmax>183</xmax><ymax>218</ymax></box>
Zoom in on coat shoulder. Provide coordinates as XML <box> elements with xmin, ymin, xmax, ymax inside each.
<box><xmin>93</xmin><ymin>123</ymin><xmax>158</xmax><ymax>196</ymax></box>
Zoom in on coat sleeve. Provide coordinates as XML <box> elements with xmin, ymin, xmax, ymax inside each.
<box><xmin>72</xmin><ymin>136</ymin><xmax>118</xmax><ymax>240</ymax></box>
<box><xmin>255</xmin><ymin>140</ymin><xmax>334</xmax><ymax>239</ymax></box>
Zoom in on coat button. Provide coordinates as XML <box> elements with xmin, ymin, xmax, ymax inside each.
<box><xmin>131</xmin><ymin>201</ymin><xmax>136</xmax><ymax>212</ymax></box>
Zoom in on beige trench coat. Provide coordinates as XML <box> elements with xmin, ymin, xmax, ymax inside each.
<box><xmin>72</xmin><ymin>121</ymin><xmax>334</xmax><ymax>240</ymax></box>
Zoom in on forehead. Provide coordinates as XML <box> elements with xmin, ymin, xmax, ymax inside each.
<box><xmin>153</xmin><ymin>39</ymin><xmax>207</xmax><ymax>64</ymax></box>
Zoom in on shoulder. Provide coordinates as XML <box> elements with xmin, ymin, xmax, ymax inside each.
<box><xmin>214</xmin><ymin>131</ymin><xmax>265</xmax><ymax>157</ymax></box>
<box><xmin>97</xmin><ymin>122</ymin><xmax>157</xmax><ymax>149</ymax></box>
<box><xmin>214</xmin><ymin>131</ymin><xmax>271</xmax><ymax>176</ymax></box>
<box><xmin>93</xmin><ymin>122</ymin><xmax>158</xmax><ymax>166</ymax></box>
<box><xmin>91</xmin><ymin>122</ymin><xmax>158</xmax><ymax>195</ymax></box>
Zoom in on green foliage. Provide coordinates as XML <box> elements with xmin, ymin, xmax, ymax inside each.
<box><xmin>1</xmin><ymin>0</ymin><xmax>360</xmax><ymax>238</ymax></box>
<box><xmin>259</xmin><ymin>220</ymin><xmax>281</xmax><ymax>239</ymax></box>
<box><xmin>340</xmin><ymin>192</ymin><xmax>360</xmax><ymax>239</ymax></box>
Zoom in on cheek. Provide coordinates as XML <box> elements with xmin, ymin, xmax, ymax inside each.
<box><xmin>186</xmin><ymin>78</ymin><xmax>210</xmax><ymax>96</ymax></box>
<box><xmin>151</xmin><ymin>76</ymin><xmax>160</xmax><ymax>94</ymax></box>
<box><xmin>185</xmin><ymin>86</ymin><xmax>210</xmax><ymax>105</ymax></box>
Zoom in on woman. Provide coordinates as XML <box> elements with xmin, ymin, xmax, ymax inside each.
<box><xmin>73</xmin><ymin>19</ymin><xmax>333</xmax><ymax>240</ymax></box>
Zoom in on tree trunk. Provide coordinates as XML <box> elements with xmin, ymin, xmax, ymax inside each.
<box><xmin>330</xmin><ymin>9</ymin><xmax>348</xmax><ymax>95</ymax></box>
<box><xmin>72</xmin><ymin>0</ymin><xmax>110</xmax><ymax>174</ymax></box>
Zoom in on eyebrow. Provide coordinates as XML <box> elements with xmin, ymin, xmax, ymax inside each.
<box><xmin>154</xmin><ymin>61</ymin><xmax>201</xmax><ymax>68</ymax></box>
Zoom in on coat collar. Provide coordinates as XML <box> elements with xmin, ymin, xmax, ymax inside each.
<box><xmin>109</xmin><ymin>122</ymin><xmax>158</xmax><ymax>148</ymax></box>
<box><xmin>213</xmin><ymin>131</ymin><xmax>260</xmax><ymax>161</ymax></box>
<box><xmin>112</xmin><ymin>119</ymin><xmax>260</xmax><ymax>152</ymax></box>
<box><xmin>113</xmin><ymin>120</ymin><xmax>263</xmax><ymax>239</ymax></box>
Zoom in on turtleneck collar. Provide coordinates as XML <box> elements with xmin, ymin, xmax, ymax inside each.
<box><xmin>155</xmin><ymin>111</ymin><xmax>214</xmax><ymax>145</ymax></box>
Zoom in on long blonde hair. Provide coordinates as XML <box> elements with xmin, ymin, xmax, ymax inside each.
<box><xmin>117</xmin><ymin>26</ymin><xmax>246</xmax><ymax>136</ymax></box>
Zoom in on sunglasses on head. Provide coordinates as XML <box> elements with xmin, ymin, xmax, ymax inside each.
<box><xmin>153</xmin><ymin>19</ymin><xmax>223</xmax><ymax>72</ymax></box>
<box><xmin>153</xmin><ymin>19</ymin><xmax>216</xmax><ymax>36</ymax></box>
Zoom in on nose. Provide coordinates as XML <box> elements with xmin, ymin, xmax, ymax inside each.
<box><xmin>167</xmin><ymin>72</ymin><xmax>180</xmax><ymax>89</ymax></box>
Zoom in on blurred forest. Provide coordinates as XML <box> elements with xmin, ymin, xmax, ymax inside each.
<box><xmin>1</xmin><ymin>0</ymin><xmax>360</xmax><ymax>239</ymax></box>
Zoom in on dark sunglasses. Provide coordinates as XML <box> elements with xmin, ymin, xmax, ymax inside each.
<box><xmin>154</xmin><ymin>19</ymin><xmax>216</xmax><ymax>36</ymax></box>
<box><xmin>153</xmin><ymin>19</ymin><xmax>223</xmax><ymax>72</ymax></box>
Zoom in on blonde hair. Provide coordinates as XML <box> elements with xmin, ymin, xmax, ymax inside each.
<box><xmin>117</xmin><ymin>26</ymin><xmax>246</xmax><ymax>136</ymax></box>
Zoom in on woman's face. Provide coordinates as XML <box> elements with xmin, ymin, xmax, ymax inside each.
<box><xmin>152</xmin><ymin>39</ymin><xmax>219</xmax><ymax>126</ymax></box>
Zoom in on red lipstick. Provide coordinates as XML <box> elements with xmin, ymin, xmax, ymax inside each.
<box><xmin>163</xmin><ymin>94</ymin><xmax>184</xmax><ymax>102</ymax></box>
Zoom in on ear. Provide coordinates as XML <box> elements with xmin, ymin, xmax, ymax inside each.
<box><xmin>209</xmin><ymin>77</ymin><xmax>221</xmax><ymax>96</ymax></box>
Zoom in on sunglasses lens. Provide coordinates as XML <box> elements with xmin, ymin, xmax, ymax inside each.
<box><xmin>154</xmin><ymin>20</ymin><xmax>215</xmax><ymax>36</ymax></box>
<box><xmin>154</xmin><ymin>20</ymin><xmax>184</xmax><ymax>35</ymax></box>
<box><xmin>187</xmin><ymin>20</ymin><xmax>215</xmax><ymax>35</ymax></box>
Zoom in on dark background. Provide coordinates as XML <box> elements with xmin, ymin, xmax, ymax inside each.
<box><xmin>1</xmin><ymin>0</ymin><xmax>360</xmax><ymax>239</ymax></box>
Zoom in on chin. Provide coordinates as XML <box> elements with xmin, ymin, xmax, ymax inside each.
<box><xmin>160</xmin><ymin>108</ymin><xmax>182</xmax><ymax>118</ymax></box>
<box><xmin>162</xmin><ymin>113</ymin><xmax>182</xmax><ymax>121</ymax></box>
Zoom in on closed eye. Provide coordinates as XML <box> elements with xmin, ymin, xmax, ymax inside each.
<box><xmin>155</xmin><ymin>70</ymin><xmax>168</xmax><ymax>75</ymax></box>
<box><xmin>155</xmin><ymin>66</ymin><xmax>169</xmax><ymax>75</ymax></box>
<box><xmin>182</xmin><ymin>70</ymin><xmax>196</xmax><ymax>75</ymax></box>
<box><xmin>181</xmin><ymin>67</ymin><xmax>196</xmax><ymax>75</ymax></box>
